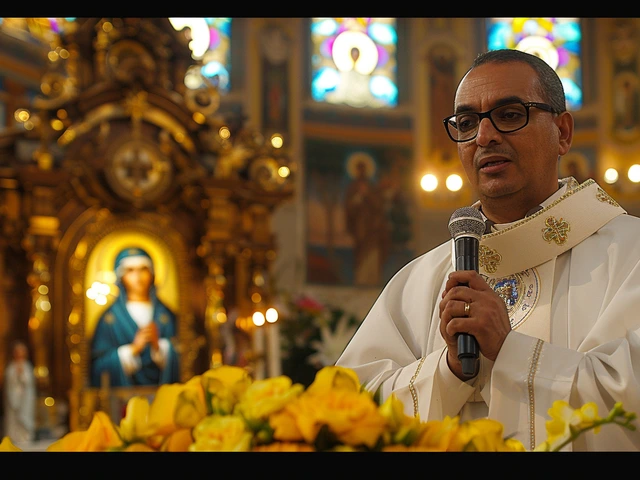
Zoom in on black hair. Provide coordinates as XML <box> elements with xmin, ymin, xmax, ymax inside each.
<box><xmin>468</xmin><ymin>49</ymin><xmax>567</xmax><ymax>113</ymax></box>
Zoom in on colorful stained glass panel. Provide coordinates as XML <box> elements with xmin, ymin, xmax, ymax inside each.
<box><xmin>310</xmin><ymin>17</ymin><xmax>398</xmax><ymax>108</ymax></box>
<box><xmin>486</xmin><ymin>17</ymin><xmax>583</xmax><ymax>110</ymax></box>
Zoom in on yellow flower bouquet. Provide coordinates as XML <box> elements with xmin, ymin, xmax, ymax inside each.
<box><xmin>0</xmin><ymin>365</ymin><xmax>636</xmax><ymax>452</ymax></box>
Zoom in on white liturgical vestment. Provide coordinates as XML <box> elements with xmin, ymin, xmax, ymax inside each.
<box><xmin>337</xmin><ymin>177</ymin><xmax>640</xmax><ymax>451</ymax></box>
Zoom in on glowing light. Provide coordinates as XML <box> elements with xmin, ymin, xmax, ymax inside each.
<box><xmin>219</xmin><ymin>126</ymin><xmax>230</xmax><ymax>139</ymax></box>
<box><xmin>604</xmin><ymin>168</ymin><xmax>619</xmax><ymax>184</ymax></box>
<box><xmin>252</xmin><ymin>311</ymin><xmax>266</xmax><ymax>327</ymax></box>
<box><xmin>14</xmin><ymin>109</ymin><xmax>30</xmax><ymax>123</ymax></box>
<box><xmin>169</xmin><ymin>18</ymin><xmax>210</xmax><ymax>59</ymax></box>
<box><xmin>420</xmin><ymin>174</ymin><xmax>438</xmax><ymax>192</ymax></box>
<box><xmin>266</xmin><ymin>307</ymin><xmax>278</xmax><ymax>323</ymax></box>
<box><xmin>278</xmin><ymin>166</ymin><xmax>290</xmax><ymax>178</ymax></box>
<box><xmin>270</xmin><ymin>134</ymin><xmax>283</xmax><ymax>149</ymax></box>
<box><xmin>628</xmin><ymin>164</ymin><xmax>640</xmax><ymax>183</ymax></box>
<box><xmin>446</xmin><ymin>174</ymin><xmax>463</xmax><ymax>192</ymax></box>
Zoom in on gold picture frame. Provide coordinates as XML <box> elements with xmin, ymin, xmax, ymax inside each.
<box><xmin>66</xmin><ymin>211</ymin><xmax>201</xmax><ymax>430</ymax></box>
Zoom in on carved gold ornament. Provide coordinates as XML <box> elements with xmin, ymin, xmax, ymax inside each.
<box><xmin>542</xmin><ymin>216</ymin><xmax>571</xmax><ymax>245</ymax></box>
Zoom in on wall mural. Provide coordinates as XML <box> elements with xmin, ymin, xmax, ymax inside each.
<box><xmin>305</xmin><ymin>138</ymin><xmax>414</xmax><ymax>287</ymax></box>
<box><xmin>611</xmin><ymin>18</ymin><xmax>640</xmax><ymax>142</ymax></box>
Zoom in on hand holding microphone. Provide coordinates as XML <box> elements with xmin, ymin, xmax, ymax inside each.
<box><xmin>441</xmin><ymin>207</ymin><xmax>512</xmax><ymax>379</ymax></box>
<box><xmin>447</xmin><ymin>206</ymin><xmax>485</xmax><ymax>378</ymax></box>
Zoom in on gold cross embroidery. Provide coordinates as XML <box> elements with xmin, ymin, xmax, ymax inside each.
<box><xmin>542</xmin><ymin>216</ymin><xmax>571</xmax><ymax>245</ymax></box>
<box><xmin>479</xmin><ymin>244</ymin><xmax>502</xmax><ymax>274</ymax></box>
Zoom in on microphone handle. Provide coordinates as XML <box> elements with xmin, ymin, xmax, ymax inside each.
<box><xmin>454</xmin><ymin>236</ymin><xmax>480</xmax><ymax>377</ymax></box>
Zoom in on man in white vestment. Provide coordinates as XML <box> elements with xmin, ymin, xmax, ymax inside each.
<box><xmin>336</xmin><ymin>49</ymin><xmax>640</xmax><ymax>451</ymax></box>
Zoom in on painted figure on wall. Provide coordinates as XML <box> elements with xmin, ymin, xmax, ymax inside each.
<box><xmin>90</xmin><ymin>247</ymin><xmax>180</xmax><ymax>387</ymax></box>
<box><xmin>611</xmin><ymin>19</ymin><xmax>640</xmax><ymax>140</ymax></box>
<box><xmin>344</xmin><ymin>152</ymin><xmax>390</xmax><ymax>286</ymax></box>
<box><xmin>3</xmin><ymin>340</ymin><xmax>36</xmax><ymax>443</ymax></box>
<box><xmin>306</xmin><ymin>140</ymin><xmax>414</xmax><ymax>287</ymax></box>
<box><xmin>260</xmin><ymin>25</ymin><xmax>290</xmax><ymax>133</ymax></box>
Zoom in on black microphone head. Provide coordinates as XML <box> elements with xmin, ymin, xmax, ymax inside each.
<box><xmin>448</xmin><ymin>206</ymin><xmax>485</xmax><ymax>240</ymax></box>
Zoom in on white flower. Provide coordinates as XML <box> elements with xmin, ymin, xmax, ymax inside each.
<box><xmin>307</xmin><ymin>313</ymin><xmax>358</xmax><ymax>367</ymax></box>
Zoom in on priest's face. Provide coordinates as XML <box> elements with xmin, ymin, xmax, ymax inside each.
<box><xmin>121</xmin><ymin>264</ymin><xmax>154</xmax><ymax>301</ymax></box>
<box><xmin>453</xmin><ymin>61</ymin><xmax>573</xmax><ymax>223</ymax></box>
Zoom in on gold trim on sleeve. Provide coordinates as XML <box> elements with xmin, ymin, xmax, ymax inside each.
<box><xmin>409</xmin><ymin>355</ymin><xmax>427</xmax><ymax>418</ymax></box>
<box><xmin>527</xmin><ymin>338</ymin><xmax>544</xmax><ymax>450</ymax></box>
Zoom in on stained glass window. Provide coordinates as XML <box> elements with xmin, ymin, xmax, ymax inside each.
<box><xmin>486</xmin><ymin>18</ymin><xmax>583</xmax><ymax>110</ymax></box>
<box><xmin>169</xmin><ymin>18</ymin><xmax>232</xmax><ymax>94</ymax></box>
<box><xmin>310</xmin><ymin>17</ymin><xmax>398</xmax><ymax>108</ymax></box>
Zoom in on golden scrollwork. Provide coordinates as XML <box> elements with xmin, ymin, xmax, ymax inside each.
<box><xmin>542</xmin><ymin>216</ymin><xmax>571</xmax><ymax>245</ymax></box>
<box><xmin>479</xmin><ymin>244</ymin><xmax>502</xmax><ymax>274</ymax></box>
<box><xmin>597</xmin><ymin>187</ymin><xmax>621</xmax><ymax>207</ymax></box>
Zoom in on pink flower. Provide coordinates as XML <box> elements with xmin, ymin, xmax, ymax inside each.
<box><xmin>295</xmin><ymin>295</ymin><xmax>325</xmax><ymax>314</ymax></box>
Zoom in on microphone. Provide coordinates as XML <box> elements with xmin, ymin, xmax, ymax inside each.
<box><xmin>448</xmin><ymin>206</ymin><xmax>485</xmax><ymax>378</ymax></box>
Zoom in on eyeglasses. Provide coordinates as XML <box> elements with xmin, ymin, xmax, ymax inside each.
<box><xmin>443</xmin><ymin>101</ymin><xmax>559</xmax><ymax>143</ymax></box>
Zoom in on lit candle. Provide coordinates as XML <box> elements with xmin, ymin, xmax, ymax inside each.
<box><xmin>266</xmin><ymin>323</ymin><xmax>281</xmax><ymax>377</ymax></box>
<box><xmin>252</xmin><ymin>326</ymin><xmax>266</xmax><ymax>380</ymax></box>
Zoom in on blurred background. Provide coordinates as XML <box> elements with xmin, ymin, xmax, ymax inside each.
<box><xmin>0</xmin><ymin>17</ymin><xmax>638</xmax><ymax>447</ymax></box>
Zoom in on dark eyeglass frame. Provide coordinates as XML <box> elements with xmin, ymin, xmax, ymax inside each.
<box><xmin>442</xmin><ymin>101</ymin><xmax>559</xmax><ymax>143</ymax></box>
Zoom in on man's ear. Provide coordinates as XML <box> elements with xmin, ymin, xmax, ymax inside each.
<box><xmin>556</xmin><ymin>111</ymin><xmax>574</xmax><ymax>156</ymax></box>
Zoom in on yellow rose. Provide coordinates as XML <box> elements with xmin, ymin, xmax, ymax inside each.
<box><xmin>456</xmin><ymin>418</ymin><xmax>525</xmax><ymax>452</ymax></box>
<box><xmin>0</xmin><ymin>436</ymin><xmax>22</xmax><ymax>451</ymax></box>
<box><xmin>378</xmin><ymin>394</ymin><xmax>423</xmax><ymax>445</ymax></box>
<box><xmin>383</xmin><ymin>444</ymin><xmax>444</xmax><ymax>452</ymax></box>
<box><xmin>236</xmin><ymin>376</ymin><xmax>304</xmax><ymax>422</ymax></box>
<box><xmin>47</xmin><ymin>411</ymin><xmax>123</xmax><ymax>452</ymax></box>
<box><xmin>200</xmin><ymin>366</ymin><xmax>252</xmax><ymax>415</ymax></box>
<box><xmin>159</xmin><ymin>428</ymin><xmax>194</xmax><ymax>452</ymax></box>
<box><xmin>118</xmin><ymin>395</ymin><xmax>152</xmax><ymax>444</ymax></box>
<box><xmin>504</xmin><ymin>437</ymin><xmax>527</xmax><ymax>452</ymax></box>
<box><xmin>147</xmin><ymin>378</ymin><xmax>206</xmax><ymax>438</ymax></box>
<box><xmin>306</xmin><ymin>365</ymin><xmax>361</xmax><ymax>395</ymax></box>
<box><xmin>189</xmin><ymin>415</ymin><xmax>253</xmax><ymax>451</ymax></box>
<box><xmin>123</xmin><ymin>442</ymin><xmax>156</xmax><ymax>452</ymax></box>
<box><xmin>414</xmin><ymin>416</ymin><xmax>460</xmax><ymax>451</ymax></box>
<box><xmin>269</xmin><ymin>408</ymin><xmax>305</xmax><ymax>442</ymax></box>
<box><xmin>252</xmin><ymin>441</ymin><xmax>314</xmax><ymax>452</ymax></box>
<box><xmin>174</xmin><ymin>386</ymin><xmax>209</xmax><ymax>429</ymax></box>
<box><xmin>287</xmin><ymin>389</ymin><xmax>386</xmax><ymax>449</ymax></box>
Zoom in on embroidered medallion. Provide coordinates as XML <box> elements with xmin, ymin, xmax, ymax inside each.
<box><xmin>596</xmin><ymin>187</ymin><xmax>620</xmax><ymax>207</ymax></box>
<box><xmin>105</xmin><ymin>313</ymin><xmax>114</xmax><ymax>324</ymax></box>
<box><xmin>482</xmin><ymin>268</ymin><xmax>540</xmax><ymax>329</ymax></box>
<box><xmin>479</xmin><ymin>244</ymin><xmax>502</xmax><ymax>274</ymax></box>
<box><xmin>542</xmin><ymin>216</ymin><xmax>570</xmax><ymax>245</ymax></box>
<box><xmin>160</xmin><ymin>313</ymin><xmax>169</xmax><ymax>324</ymax></box>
